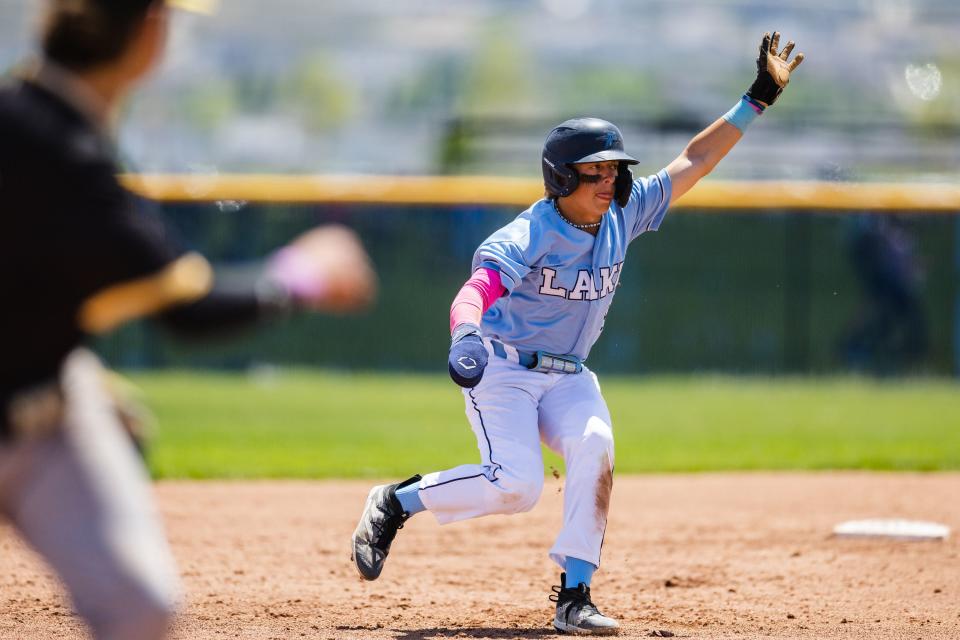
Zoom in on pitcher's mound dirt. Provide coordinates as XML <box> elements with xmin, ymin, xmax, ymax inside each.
<box><xmin>1</xmin><ymin>473</ymin><xmax>958</xmax><ymax>639</ymax></box>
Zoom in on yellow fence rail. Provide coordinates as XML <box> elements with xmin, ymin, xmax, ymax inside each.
<box><xmin>120</xmin><ymin>174</ymin><xmax>960</xmax><ymax>212</ymax></box>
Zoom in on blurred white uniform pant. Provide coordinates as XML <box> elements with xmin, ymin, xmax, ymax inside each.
<box><xmin>418</xmin><ymin>345</ymin><xmax>615</xmax><ymax>569</ymax></box>
<box><xmin>0</xmin><ymin>349</ymin><xmax>180</xmax><ymax>640</ymax></box>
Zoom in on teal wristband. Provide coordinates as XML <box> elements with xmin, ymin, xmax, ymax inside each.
<box><xmin>722</xmin><ymin>95</ymin><xmax>764</xmax><ymax>133</ymax></box>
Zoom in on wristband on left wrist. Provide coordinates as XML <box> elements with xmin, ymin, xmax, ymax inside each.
<box><xmin>722</xmin><ymin>95</ymin><xmax>764</xmax><ymax>133</ymax></box>
<box><xmin>742</xmin><ymin>94</ymin><xmax>766</xmax><ymax>112</ymax></box>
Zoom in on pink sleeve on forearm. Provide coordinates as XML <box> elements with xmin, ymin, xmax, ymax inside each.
<box><xmin>449</xmin><ymin>267</ymin><xmax>506</xmax><ymax>334</ymax></box>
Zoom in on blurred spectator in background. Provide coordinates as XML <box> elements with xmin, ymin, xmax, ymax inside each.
<box><xmin>840</xmin><ymin>215</ymin><xmax>927</xmax><ymax>375</ymax></box>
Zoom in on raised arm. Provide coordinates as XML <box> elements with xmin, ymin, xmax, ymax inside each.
<box><xmin>666</xmin><ymin>31</ymin><xmax>804</xmax><ymax>205</ymax></box>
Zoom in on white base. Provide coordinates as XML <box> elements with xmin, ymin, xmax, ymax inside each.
<box><xmin>833</xmin><ymin>518</ymin><xmax>950</xmax><ymax>541</ymax></box>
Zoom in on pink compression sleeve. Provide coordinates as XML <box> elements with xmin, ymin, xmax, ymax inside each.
<box><xmin>449</xmin><ymin>267</ymin><xmax>506</xmax><ymax>334</ymax></box>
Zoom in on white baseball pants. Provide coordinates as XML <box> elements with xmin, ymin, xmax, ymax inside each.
<box><xmin>418</xmin><ymin>346</ymin><xmax>615</xmax><ymax>569</ymax></box>
<box><xmin>0</xmin><ymin>349</ymin><xmax>180</xmax><ymax>640</ymax></box>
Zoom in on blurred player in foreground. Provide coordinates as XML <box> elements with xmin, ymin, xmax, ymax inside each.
<box><xmin>352</xmin><ymin>33</ymin><xmax>803</xmax><ymax>635</ymax></box>
<box><xmin>0</xmin><ymin>1</ymin><xmax>376</xmax><ymax>638</ymax></box>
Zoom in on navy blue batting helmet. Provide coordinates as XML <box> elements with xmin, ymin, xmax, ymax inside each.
<box><xmin>541</xmin><ymin>118</ymin><xmax>638</xmax><ymax>204</ymax></box>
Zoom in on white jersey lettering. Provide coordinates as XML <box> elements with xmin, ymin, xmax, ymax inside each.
<box><xmin>539</xmin><ymin>267</ymin><xmax>568</xmax><ymax>298</ymax></box>
<box><xmin>598</xmin><ymin>266</ymin><xmax>616</xmax><ymax>297</ymax></box>
<box><xmin>568</xmin><ymin>270</ymin><xmax>599</xmax><ymax>301</ymax></box>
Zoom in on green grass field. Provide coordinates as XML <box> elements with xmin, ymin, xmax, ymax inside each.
<box><xmin>129</xmin><ymin>370</ymin><xmax>960</xmax><ymax>479</ymax></box>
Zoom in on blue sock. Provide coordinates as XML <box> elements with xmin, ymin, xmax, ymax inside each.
<box><xmin>394</xmin><ymin>482</ymin><xmax>426</xmax><ymax>516</ymax></box>
<box><xmin>564</xmin><ymin>557</ymin><xmax>596</xmax><ymax>588</ymax></box>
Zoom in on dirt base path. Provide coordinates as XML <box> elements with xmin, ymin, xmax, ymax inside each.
<box><xmin>2</xmin><ymin>473</ymin><xmax>958</xmax><ymax>639</ymax></box>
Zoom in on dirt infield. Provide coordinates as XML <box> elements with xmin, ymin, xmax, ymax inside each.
<box><xmin>2</xmin><ymin>473</ymin><xmax>958</xmax><ymax>639</ymax></box>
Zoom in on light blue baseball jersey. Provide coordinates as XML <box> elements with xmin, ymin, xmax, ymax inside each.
<box><xmin>472</xmin><ymin>169</ymin><xmax>672</xmax><ymax>361</ymax></box>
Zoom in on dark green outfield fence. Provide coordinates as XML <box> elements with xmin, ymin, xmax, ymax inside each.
<box><xmin>97</xmin><ymin>203</ymin><xmax>959</xmax><ymax>376</ymax></box>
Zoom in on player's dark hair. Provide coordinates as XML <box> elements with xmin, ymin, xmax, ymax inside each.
<box><xmin>42</xmin><ymin>0</ymin><xmax>158</xmax><ymax>72</ymax></box>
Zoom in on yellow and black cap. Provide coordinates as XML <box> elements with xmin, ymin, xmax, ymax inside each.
<box><xmin>64</xmin><ymin>0</ymin><xmax>218</xmax><ymax>15</ymax></box>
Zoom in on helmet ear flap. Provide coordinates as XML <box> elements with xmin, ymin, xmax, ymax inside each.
<box><xmin>614</xmin><ymin>162</ymin><xmax>633</xmax><ymax>207</ymax></box>
<box><xmin>558</xmin><ymin>164</ymin><xmax>579</xmax><ymax>197</ymax></box>
<box><xmin>542</xmin><ymin>156</ymin><xmax>579</xmax><ymax>198</ymax></box>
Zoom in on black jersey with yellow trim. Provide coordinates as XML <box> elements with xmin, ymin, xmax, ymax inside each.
<box><xmin>0</xmin><ymin>77</ymin><xmax>264</xmax><ymax>406</ymax></box>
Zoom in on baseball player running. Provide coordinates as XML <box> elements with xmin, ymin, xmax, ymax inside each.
<box><xmin>0</xmin><ymin>1</ymin><xmax>375</xmax><ymax>638</ymax></box>
<box><xmin>352</xmin><ymin>33</ymin><xmax>803</xmax><ymax>634</ymax></box>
